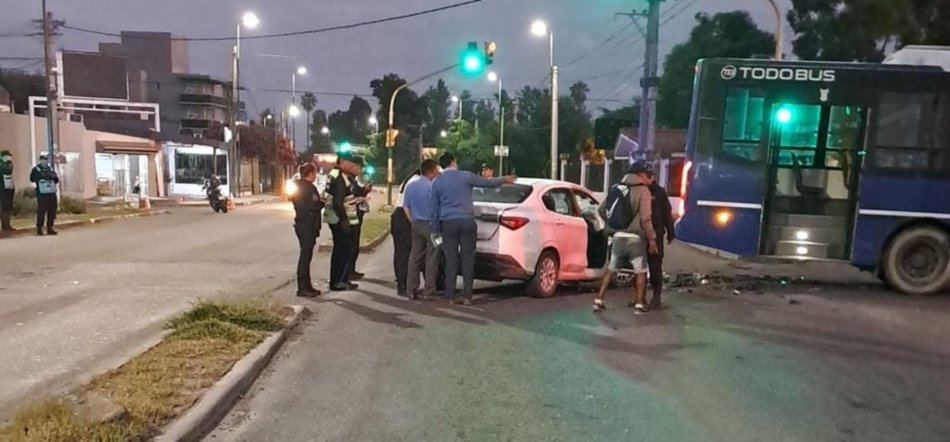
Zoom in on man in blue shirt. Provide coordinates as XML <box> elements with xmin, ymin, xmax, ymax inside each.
<box><xmin>431</xmin><ymin>153</ymin><xmax>515</xmax><ymax>305</ymax></box>
<box><xmin>404</xmin><ymin>159</ymin><xmax>441</xmax><ymax>300</ymax></box>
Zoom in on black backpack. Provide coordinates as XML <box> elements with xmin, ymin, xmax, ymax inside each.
<box><xmin>604</xmin><ymin>183</ymin><xmax>642</xmax><ymax>230</ymax></box>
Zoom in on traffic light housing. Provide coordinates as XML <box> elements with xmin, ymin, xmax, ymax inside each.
<box><xmin>484</xmin><ymin>41</ymin><xmax>496</xmax><ymax>66</ymax></box>
<box><xmin>385</xmin><ymin>128</ymin><xmax>399</xmax><ymax>148</ymax></box>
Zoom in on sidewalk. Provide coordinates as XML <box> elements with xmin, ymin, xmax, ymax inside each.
<box><xmin>164</xmin><ymin>194</ymin><xmax>280</xmax><ymax>208</ymax></box>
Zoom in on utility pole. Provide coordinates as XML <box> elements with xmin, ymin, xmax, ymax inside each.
<box><xmin>617</xmin><ymin>0</ymin><xmax>662</xmax><ymax>160</ymax></box>
<box><xmin>40</xmin><ymin>0</ymin><xmax>59</xmax><ymax>164</ymax></box>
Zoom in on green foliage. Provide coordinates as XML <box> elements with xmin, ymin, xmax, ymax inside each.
<box><xmin>12</xmin><ymin>190</ymin><xmax>36</xmax><ymax>216</ymax></box>
<box><xmin>0</xmin><ymin>69</ymin><xmax>46</xmax><ymax>114</ymax></box>
<box><xmin>788</xmin><ymin>0</ymin><xmax>950</xmax><ymax>62</ymax></box>
<box><xmin>59</xmin><ymin>196</ymin><xmax>87</xmax><ymax>215</ymax></box>
<box><xmin>657</xmin><ymin>11</ymin><xmax>775</xmax><ymax>128</ymax></box>
<box><xmin>166</xmin><ymin>300</ymin><xmax>284</xmax><ymax>333</ymax></box>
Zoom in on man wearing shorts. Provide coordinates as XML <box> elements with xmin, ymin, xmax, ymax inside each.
<box><xmin>593</xmin><ymin>161</ymin><xmax>658</xmax><ymax>314</ymax></box>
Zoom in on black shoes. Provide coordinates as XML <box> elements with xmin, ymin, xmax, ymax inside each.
<box><xmin>330</xmin><ymin>282</ymin><xmax>359</xmax><ymax>292</ymax></box>
<box><xmin>296</xmin><ymin>288</ymin><xmax>321</xmax><ymax>298</ymax></box>
<box><xmin>396</xmin><ymin>285</ymin><xmax>408</xmax><ymax>297</ymax></box>
<box><xmin>350</xmin><ymin>271</ymin><xmax>365</xmax><ymax>281</ymax></box>
<box><xmin>47</xmin><ymin>228</ymin><xmax>57</xmax><ymax>236</ymax></box>
<box><xmin>36</xmin><ymin>228</ymin><xmax>44</xmax><ymax>236</ymax></box>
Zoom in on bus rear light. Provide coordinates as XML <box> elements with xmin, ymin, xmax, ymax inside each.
<box><xmin>499</xmin><ymin>215</ymin><xmax>529</xmax><ymax>231</ymax></box>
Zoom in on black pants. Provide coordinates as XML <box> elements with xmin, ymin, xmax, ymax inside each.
<box><xmin>329</xmin><ymin>223</ymin><xmax>353</xmax><ymax>286</ymax></box>
<box><xmin>648</xmin><ymin>241</ymin><xmax>665</xmax><ymax>301</ymax></box>
<box><xmin>441</xmin><ymin>218</ymin><xmax>477</xmax><ymax>300</ymax></box>
<box><xmin>391</xmin><ymin>208</ymin><xmax>412</xmax><ymax>289</ymax></box>
<box><xmin>295</xmin><ymin>224</ymin><xmax>318</xmax><ymax>291</ymax></box>
<box><xmin>0</xmin><ymin>189</ymin><xmax>13</xmax><ymax>231</ymax></box>
<box><xmin>36</xmin><ymin>194</ymin><xmax>57</xmax><ymax>230</ymax></box>
<box><xmin>350</xmin><ymin>213</ymin><xmax>364</xmax><ymax>271</ymax></box>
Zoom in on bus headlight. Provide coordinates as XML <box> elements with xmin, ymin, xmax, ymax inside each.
<box><xmin>714</xmin><ymin>210</ymin><xmax>733</xmax><ymax>228</ymax></box>
<box><xmin>284</xmin><ymin>179</ymin><xmax>298</xmax><ymax>197</ymax></box>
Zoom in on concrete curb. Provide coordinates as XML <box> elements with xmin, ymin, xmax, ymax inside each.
<box><xmin>156</xmin><ymin>305</ymin><xmax>311</xmax><ymax>442</ymax></box>
<box><xmin>6</xmin><ymin>210</ymin><xmax>170</xmax><ymax>237</ymax></box>
<box><xmin>317</xmin><ymin>225</ymin><xmax>391</xmax><ymax>253</ymax></box>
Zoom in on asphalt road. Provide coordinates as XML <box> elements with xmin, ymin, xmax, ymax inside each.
<box><xmin>209</xmin><ymin>240</ymin><xmax>950</xmax><ymax>442</ymax></box>
<box><xmin>0</xmin><ymin>202</ymin><xmax>304</xmax><ymax>420</ymax></box>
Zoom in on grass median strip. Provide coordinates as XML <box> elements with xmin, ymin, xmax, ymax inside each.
<box><xmin>1</xmin><ymin>301</ymin><xmax>284</xmax><ymax>442</ymax></box>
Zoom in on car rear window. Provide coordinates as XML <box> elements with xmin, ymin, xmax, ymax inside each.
<box><xmin>473</xmin><ymin>184</ymin><xmax>533</xmax><ymax>204</ymax></box>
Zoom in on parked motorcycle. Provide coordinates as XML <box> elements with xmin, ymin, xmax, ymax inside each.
<box><xmin>202</xmin><ymin>177</ymin><xmax>229</xmax><ymax>213</ymax></box>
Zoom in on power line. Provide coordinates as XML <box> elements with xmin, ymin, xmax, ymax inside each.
<box><xmin>61</xmin><ymin>0</ymin><xmax>486</xmax><ymax>42</ymax></box>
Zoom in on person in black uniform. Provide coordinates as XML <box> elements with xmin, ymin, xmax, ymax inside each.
<box><xmin>0</xmin><ymin>150</ymin><xmax>14</xmax><ymax>237</ymax></box>
<box><xmin>348</xmin><ymin>156</ymin><xmax>372</xmax><ymax>280</ymax></box>
<box><xmin>291</xmin><ymin>163</ymin><xmax>323</xmax><ymax>297</ymax></box>
<box><xmin>327</xmin><ymin>152</ymin><xmax>358</xmax><ymax>291</ymax></box>
<box><xmin>30</xmin><ymin>153</ymin><xmax>59</xmax><ymax>236</ymax></box>
<box><xmin>648</xmin><ymin>178</ymin><xmax>676</xmax><ymax>309</ymax></box>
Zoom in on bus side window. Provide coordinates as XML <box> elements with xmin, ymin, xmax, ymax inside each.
<box><xmin>722</xmin><ymin>88</ymin><xmax>766</xmax><ymax>162</ymax></box>
<box><xmin>871</xmin><ymin>92</ymin><xmax>937</xmax><ymax>173</ymax></box>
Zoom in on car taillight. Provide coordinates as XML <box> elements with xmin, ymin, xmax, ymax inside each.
<box><xmin>499</xmin><ymin>215</ymin><xmax>529</xmax><ymax>231</ymax></box>
<box><xmin>679</xmin><ymin>160</ymin><xmax>693</xmax><ymax>216</ymax></box>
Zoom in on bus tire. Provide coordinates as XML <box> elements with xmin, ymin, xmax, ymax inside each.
<box><xmin>882</xmin><ymin>226</ymin><xmax>950</xmax><ymax>296</ymax></box>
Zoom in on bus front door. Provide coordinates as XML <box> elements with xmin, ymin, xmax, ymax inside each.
<box><xmin>761</xmin><ymin>102</ymin><xmax>865</xmax><ymax>260</ymax></box>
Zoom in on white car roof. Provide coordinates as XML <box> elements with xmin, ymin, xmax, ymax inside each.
<box><xmin>515</xmin><ymin>178</ymin><xmax>589</xmax><ymax>192</ymax></box>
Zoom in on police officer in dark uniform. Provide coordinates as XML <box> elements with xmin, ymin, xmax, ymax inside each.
<box><xmin>348</xmin><ymin>157</ymin><xmax>372</xmax><ymax>280</ymax></box>
<box><xmin>0</xmin><ymin>150</ymin><xmax>14</xmax><ymax>236</ymax></box>
<box><xmin>327</xmin><ymin>152</ymin><xmax>358</xmax><ymax>291</ymax></box>
<box><xmin>648</xmin><ymin>176</ymin><xmax>676</xmax><ymax>309</ymax></box>
<box><xmin>291</xmin><ymin>163</ymin><xmax>323</xmax><ymax>297</ymax></box>
<box><xmin>30</xmin><ymin>153</ymin><xmax>59</xmax><ymax>236</ymax></box>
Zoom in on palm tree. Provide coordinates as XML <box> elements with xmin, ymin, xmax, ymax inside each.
<box><xmin>300</xmin><ymin>93</ymin><xmax>317</xmax><ymax>152</ymax></box>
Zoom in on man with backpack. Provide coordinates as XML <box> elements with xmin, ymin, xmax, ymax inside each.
<box><xmin>593</xmin><ymin>160</ymin><xmax>658</xmax><ymax>314</ymax></box>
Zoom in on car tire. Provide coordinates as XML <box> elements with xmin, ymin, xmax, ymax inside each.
<box><xmin>882</xmin><ymin>226</ymin><xmax>950</xmax><ymax>296</ymax></box>
<box><xmin>528</xmin><ymin>250</ymin><xmax>560</xmax><ymax>298</ymax></box>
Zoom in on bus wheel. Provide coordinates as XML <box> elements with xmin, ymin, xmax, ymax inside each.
<box><xmin>882</xmin><ymin>226</ymin><xmax>950</xmax><ymax>296</ymax></box>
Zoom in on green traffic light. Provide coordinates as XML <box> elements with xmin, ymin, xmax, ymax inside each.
<box><xmin>364</xmin><ymin>165</ymin><xmax>376</xmax><ymax>176</ymax></box>
<box><xmin>460</xmin><ymin>42</ymin><xmax>485</xmax><ymax>76</ymax></box>
<box><xmin>338</xmin><ymin>142</ymin><xmax>353</xmax><ymax>153</ymax></box>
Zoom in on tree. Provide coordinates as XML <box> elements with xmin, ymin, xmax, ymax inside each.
<box><xmin>657</xmin><ymin>11</ymin><xmax>775</xmax><ymax>128</ymax></box>
<box><xmin>300</xmin><ymin>93</ymin><xmax>317</xmax><ymax>151</ymax></box>
<box><xmin>421</xmin><ymin>79</ymin><xmax>452</xmax><ymax>142</ymax></box>
<box><xmin>787</xmin><ymin>0</ymin><xmax>950</xmax><ymax>62</ymax></box>
<box><xmin>369</xmin><ymin>74</ymin><xmax>429</xmax><ymax>183</ymax></box>
<box><xmin>0</xmin><ymin>68</ymin><xmax>45</xmax><ymax>114</ymax></box>
<box><xmin>308</xmin><ymin>109</ymin><xmax>332</xmax><ymax>154</ymax></box>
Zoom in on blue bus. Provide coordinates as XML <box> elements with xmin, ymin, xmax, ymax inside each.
<box><xmin>676</xmin><ymin>57</ymin><xmax>950</xmax><ymax>295</ymax></box>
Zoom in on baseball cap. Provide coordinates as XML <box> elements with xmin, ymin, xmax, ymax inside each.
<box><xmin>352</xmin><ymin>156</ymin><xmax>365</xmax><ymax>167</ymax></box>
<box><xmin>627</xmin><ymin>160</ymin><xmax>654</xmax><ymax>175</ymax></box>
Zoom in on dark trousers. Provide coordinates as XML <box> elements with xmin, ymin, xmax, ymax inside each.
<box><xmin>329</xmin><ymin>223</ymin><xmax>354</xmax><ymax>286</ymax></box>
<box><xmin>0</xmin><ymin>189</ymin><xmax>13</xmax><ymax>231</ymax></box>
<box><xmin>648</xmin><ymin>241</ymin><xmax>665</xmax><ymax>301</ymax></box>
<box><xmin>350</xmin><ymin>213</ymin><xmax>364</xmax><ymax>271</ymax></box>
<box><xmin>407</xmin><ymin>220</ymin><xmax>439</xmax><ymax>297</ymax></box>
<box><xmin>36</xmin><ymin>194</ymin><xmax>57</xmax><ymax>230</ymax></box>
<box><xmin>295</xmin><ymin>224</ymin><xmax>317</xmax><ymax>291</ymax></box>
<box><xmin>391</xmin><ymin>208</ymin><xmax>412</xmax><ymax>289</ymax></box>
<box><xmin>441</xmin><ymin>218</ymin><xmax>477</xmax><ymax>300</ymax></box>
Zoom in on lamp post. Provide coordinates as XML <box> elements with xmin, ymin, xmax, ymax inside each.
<box><xmin>290</xmin><ymin>66</ymin><xmax>307</xmax><ymax>151</ymax></box>
<box><xmin>387</xmin><ymin>83</ymin><xmax>410</xmax><ymax>206</ymax></box>
<box><xmin>451</xmin><ymin>95</ymin><xmax>462</xmax><ymax>120</ymax></box>
<box><xmin>531</xmin><ymin>19</ymin><xmax>558</xmax><ymax>179</ymax></box>
<box><xmin>231</xmin><ymin>11</ymin><xmax>259</xmax><ymax>197</ymax></box>
<box><xmin>765</xmin><ymin>0</ymin><xmax>783</xmax><ymax>60</ymax></box>
<box><xmin>487</xmin><ymin>71</ymin><xmax>506</xmax><ymax>174</ymax></box>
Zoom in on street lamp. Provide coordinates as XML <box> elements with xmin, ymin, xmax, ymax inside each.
<box><xmin>229</xmin><ymin>11</ymin><xmax>260</xmax><ymax>196</ymax></box>
<box><xmin>368</xmin><ymin>116</ymin><xmax>379</xmax><ymax>134</ymax></box>
<box><xmin>440</xmin><ymin>130</ymin><xmax>448</xmax><ymax>138</ymax></box>
<box><xmin>765</xmin><ymin>0</ymin><xmax>783</xmax><ymax>60</ymax></box>
<box><xmin>288</xmin><ymin>104</ymin><xmax>301</xmax><ymax>118</ymax></box>
<box><xmin>487</xmin><ymin>71</ymin><xmax>506</xmax><ymax>173</ymax></box>
<box><xmin>531</xmin><ymin>19</ymin><xmax>558</xmax><ymax>179</ymax></box>
<box><xmin>320</xmin><ymin>126</ymin><xmax>330</xmax><ymax>135</ymax></box>
<box><xmin>451</xmin><ymin>95</ymin><xmax>462</xmax><ymax>120</ymax></box>
<box><xmin>290</xmin><ymin>65</ymin><xmax>307</xmax><ymax>152</ymax></box>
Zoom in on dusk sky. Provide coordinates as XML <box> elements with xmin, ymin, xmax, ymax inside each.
<box><xmin>1</xmin><ymin>0</ymin><xmax>791</xmax><ymax>120</ymax></box>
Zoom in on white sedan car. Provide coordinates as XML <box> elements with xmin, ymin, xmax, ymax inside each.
<box><xmin>473</xmin><ymin>179</ymin><xmax>622</xmax><ymax>298</ymax></box>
